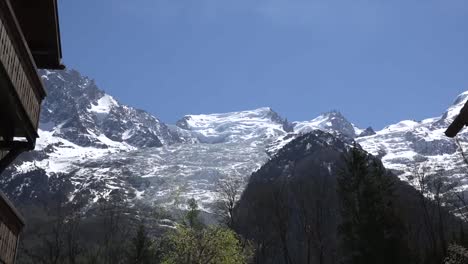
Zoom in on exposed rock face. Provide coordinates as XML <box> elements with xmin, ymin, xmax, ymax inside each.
<box><xmin>40</xmin><ymin>69</ymin><xmax>180</xmax><ymax>148</ymax></box>
<box><xmin>358</xmin><ymin>127</ymin><xmax>376</xmax><ymax>137</ymax></box>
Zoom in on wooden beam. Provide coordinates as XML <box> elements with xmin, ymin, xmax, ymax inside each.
<box><xmin>446</xmin><ymin>100</ymin><xmax>468</xmax><ymax>138</ymax></box>
<box><xmin>0</xmin><ymin>141</ymin><xmax>31</xmax><ymax>151</ymax></box>
<box><xmin>0</xmin><ymin>148</ymin><xmax>25</xmax><ymax>175</ymax></box>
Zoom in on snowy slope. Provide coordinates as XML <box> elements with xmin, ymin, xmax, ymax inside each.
<box><xmin>358</xmin><ymin>92</ymin><xmax>468</xmax><ymax>189</ymax></box>
<box><xmin>175</xmin><ymin>107</ymin><xmax>291</xmax><ymax>144</ymax></box>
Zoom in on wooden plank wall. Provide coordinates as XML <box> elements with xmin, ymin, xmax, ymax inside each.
<box><xmin>0</xmin><ymin>1</ymin><xmax>41</xmax><ymax>132</ymax></box>
<box><xmin>0</xmin><ymin>150</ymin><xmax>7</xmax><ymax>161</ymax></box>
<box><xmin>0</xmin><ymin>221</ymin><xmax>17</xmax><ymax>264</ymax></box>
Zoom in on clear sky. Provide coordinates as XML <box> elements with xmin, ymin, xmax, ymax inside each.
<box><xmin>58</xmin><ymin>0</ymin><xmax>468</xmax><ymax>129</ymax></box>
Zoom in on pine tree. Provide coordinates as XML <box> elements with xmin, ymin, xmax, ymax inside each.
<box><xmin>185</xmin><ymin>198</ymin><xmax>203</xmax><ymax>230</ymax></box>
<box><xmin>338</xmin><ymin>144</ymin><xmax>409</xmax><ymax>264</ymax></box>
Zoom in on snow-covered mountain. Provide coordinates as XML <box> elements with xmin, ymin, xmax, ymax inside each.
<box><xmin>2</xmin><ymin>70</ymin><xmax>293</xmax><ymax>210</ymax></box>
<box><xmin>40</xmin><ymin>69</ymin><xmax>181</xmax><ymax>149</ymax></box>
<box><xmin>357</xmin><ymin>92</ymin><xmax>468</xmax><ymax>189</ymax></box>
<box><xmin>2</xmin><ymin>68</ymin><xmax>468</xmax><ymax>212</ymax></box>
<box><xmin>293</xmin><ymin>110</ymin><xmax>364</xmax><ymax>138</ymax></box>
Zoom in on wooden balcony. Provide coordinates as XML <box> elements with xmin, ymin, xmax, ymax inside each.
<box><xmin>0</xmin><ymin>0</ymin><xmax>47</xmax><ymax>149</ymax></box>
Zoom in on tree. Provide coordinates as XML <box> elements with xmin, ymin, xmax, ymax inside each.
<box><xmin>271</xmin><ymin>177</ymin><xmax>293</xmax><ymax>264</ymax></box>
<box><xmin>413</xmin><ymin>163</ymin><xmax>458</xmax><ymax>262</ymax></box>
<box><xmin>126</xmin><ymin>224</ymin><xmax>154</xmax><ymax>264</ymax></box>
<box><xmin>337</xmin><ymin>145</ymin><xmax>408</xmax><ymax>264</ymax></box>
<box><xmin>444</xmin><ymin>244</ymin><xmax>468</xmax><ymax>264</ymax></box>
<box><xmin>162</xmin><ymin>198</ymin><xmax>248</xmax><ymax>264</ymax></box>
<box><xmin>162</xmin><ymin>226</ymin><xmax>247</xmax><ymax>264</ymax></box>
<box><xmin>18</xmin><ymin>181</ymin><xmax>85</xmax><ymax>264</ymax></box>
<box><xmin>185</xmin><ymin>198</ymin><xmax>203</xmax><ymax>230</ymax></box>
<box><xmin>17</xmin><ymin>184</ymin><xmax>171</xmax><ymax>264</ymax></box>
<box><xmin>245</xmin><ymin>182</ymin><xmax>278</xmax><ymax>264</ymax></box>
<box><xmin>215</xmin><ymin>176</ymin><xmax>243</xmax><ymax>228</ymax></box>
<box><xmin>87</xmin><ymin>190</ymin><xmax>136</xmax><ymax>264</ymax></box>
<box><xmin>291</xmin><ymin>169</ymin><xmax>335</xmax><ymax>264</ymax></box>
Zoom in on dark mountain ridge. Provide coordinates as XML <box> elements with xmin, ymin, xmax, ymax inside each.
<box><xmin>235</xmin><ymin>131</ymin><xmax>461</xmax><ymax>264</ymax></box>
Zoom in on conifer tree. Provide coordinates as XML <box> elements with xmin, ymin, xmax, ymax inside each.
<box><xmin>185</xmin><ymin>198</ymin><xmax>203</xmax><ymax>230</ymax></box>
<box><xmin>338</xmin><ymin>144</ymin><xmax>409</xmax><ymax>264</ymax></box>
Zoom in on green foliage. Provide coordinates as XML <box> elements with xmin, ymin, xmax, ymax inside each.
<box><xmin>162</xmin><ymin>198</ymin><xmax>249</xmax><ymax>264</ymax></box>
<box><xmin>185</xmin><ymin>198</ymin><xmax>203</xmax><ymax>230</ymax></box>
<box><xmin>161</xmin><ymin>226</ymin><xmax>247</xmax><ymax>264</ymax></box>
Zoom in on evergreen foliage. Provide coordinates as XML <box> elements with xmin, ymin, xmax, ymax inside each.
<box><xmin>337</xmin><ymin>144</ymin><xmax>409</xmax><ymax>264</ymax></box>
<box><xmin>185</xmin><ymin>198</ymin><xmax>203</xmax><ymax>230</ymax></box>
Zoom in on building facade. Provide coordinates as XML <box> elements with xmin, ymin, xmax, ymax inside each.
<box><xmin>0</xmin><ymin>193</ymin><xmax>23</xmax><ymax>264</ymax></box>
<box><xmin>0</xmin><ymin>0</ymin><xmax>63</xmax><ymax>263</ymax></box>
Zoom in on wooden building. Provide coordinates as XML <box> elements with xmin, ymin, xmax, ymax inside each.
<box><xmin>0</xmin><ymin>0</ymin><xmax>63</xmax><ymax>263</ymax></box>
<box><xmin>0</xmin><ymin>192</ymin><xmax>23</xmax><ymax>264</ymax></box>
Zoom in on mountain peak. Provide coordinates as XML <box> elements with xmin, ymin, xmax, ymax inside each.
<box><xmin>39</xmin><ymin>69</ymin><xmax>181</xmax><ymax>148</ymax></box>
<box><xmin>322</xmin><ymin>110</ymin><xmax>344</xmax><ymax>116</ymax></box>
<box><xmin>357</xmin><ymin>127</ymin><xmax>376</xmax><ymax>137</ymax></box>
<box><xmin>252</xmin><ymin>106</ymin><xmax>273</xmax><ymax>113</ymax></box>
<box><xmin>452</xmin><ymin>91</ymin><xmax>468</xmax><ymax>106</ymax></box>
<box><xmin>293</xmin><ymin>110</ymin><xmax>359</xmax><ymax>138</ymax></box>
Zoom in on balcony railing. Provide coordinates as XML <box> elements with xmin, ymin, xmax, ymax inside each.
<box><xmin>0</xmin><ymin>0</ymin><xmax>46</xmax><ymax>144</ymax></box>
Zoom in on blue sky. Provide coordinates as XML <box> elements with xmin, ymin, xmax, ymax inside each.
<box><xmin>59</xmin><ymin>0</ymin><xmax>468</xmax><ymax>129</ymax></box>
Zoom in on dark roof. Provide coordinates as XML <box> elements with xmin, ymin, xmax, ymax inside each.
<box><xmin>10</xmin><ymin>0</ymin><xmax>64</xmax><ymax>69</ymax></box>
